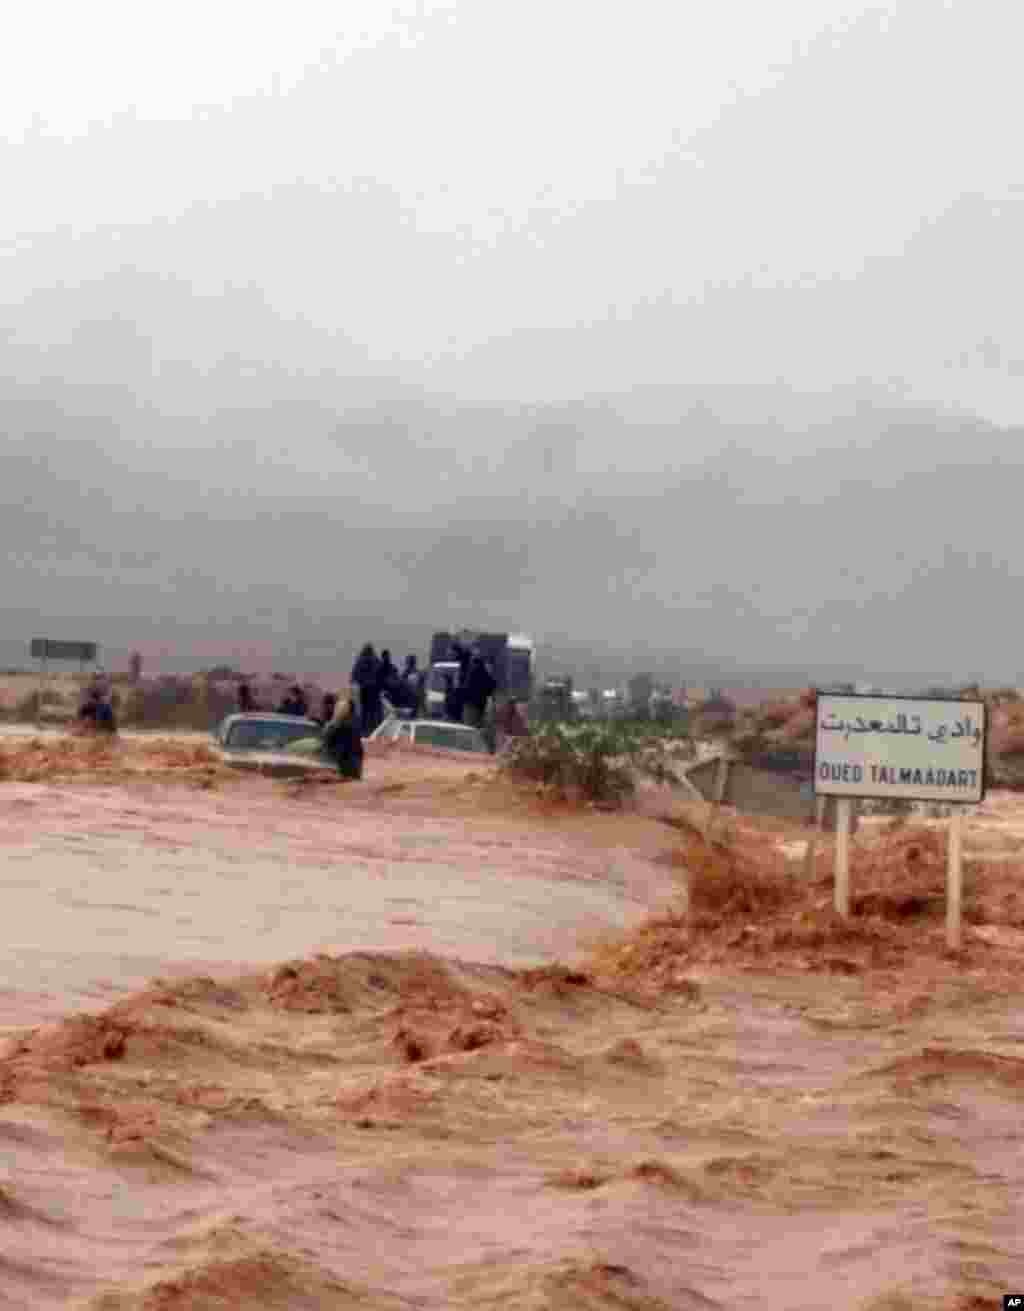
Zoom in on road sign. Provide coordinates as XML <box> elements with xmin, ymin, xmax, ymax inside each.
<box><xmin>814</xmin><ymin>693</ymin><xmax>986</xmax><ymax>805</ymax></box>
<box><xmin>30</xmin><ymin>639</ymin><xmax>97</xmax><ymax>663</ymax></box>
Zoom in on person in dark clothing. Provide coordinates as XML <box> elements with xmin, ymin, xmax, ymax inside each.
<box><xmin>314</xmin><ymin>692</ymin><xmax>337</xmax><ymax>726</ymax></box>
<box><xmin>377</xmin><ymin>650</ymin><xmax>399</xmax><ymax>706</ymax></box>
<box><xmin>401</xmin><ymin>654</ymin><xmax>424</xmax><ymax>715</ymax></box>
<box><xmin>237</xmin><ymin>682</ymin><xmax>255</xmax><ymax>713</ymax></box>
<box><xmin>462</xmin><ymin>655</ymin><xmax>497</xmax><ymax>728</ymax></box>
<box><xmin>351</xmin><ymin>644</ymin><xmax>382</xmax><ymax>734</ymax></box>
<box><xmin>443</xmin><ymin>671</ymin><xmax>463</xmax><ymax>723</ymax></box>
<box><xmin>450</xmin><ymin>640</ymin><xmax>473</xmax><ymax>690</ymax></box>
<box><xmin>278</xmin><ymin>684</ymin><xmax>309</xmax><ymax>717</ymax></box>
<box><xmin>322</xmin><ymin>693</ymin><xmax>364</xmax><ymax>779</ymax></box>
<box><xmin>79</xmin><ymin>688</ymin><xmax>117</xmax><ymax>733</ymax></box>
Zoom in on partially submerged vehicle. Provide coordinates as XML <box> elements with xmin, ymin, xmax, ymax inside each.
<box><xmin>213</xmin><ymin>712</ymin><xmax>336</xmax><ymax>778</ymax></box>
<box><xmin>367</xmin><ymin>716</ymin><xmax>491</xmax><ymax>754</ymax></box>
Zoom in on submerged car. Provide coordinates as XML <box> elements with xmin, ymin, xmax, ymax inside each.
<box><xmin>367</xmin><ymin>716</ymin><xmax>491</xmax><ymax>754</ymax></box>
<box><xmin>213</xmin><ymin>712</ymin><xmax>336</xmax><ymax>778</ymax></box>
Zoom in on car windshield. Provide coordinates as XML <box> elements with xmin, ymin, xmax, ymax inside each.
<box><xmin>225</xmin><ymin>719</ymin><xmax>317</xmax><ymax>751</ymax></box>
<box><xmin>413</xmin><ymin>723</ymin><xmax>485</xmax><ymax>752</ymax></box>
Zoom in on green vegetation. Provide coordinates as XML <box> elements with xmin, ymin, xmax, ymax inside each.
<box><xmin>502</xmin><ymin>720</ymin><xmax>694</xmax><ymax>805</ymax></box>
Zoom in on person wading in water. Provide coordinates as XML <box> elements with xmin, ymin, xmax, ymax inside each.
<box><xmin>322</xmin><ymin>690</ymin><xmax>364</xmax><ymax>780</ymax></box>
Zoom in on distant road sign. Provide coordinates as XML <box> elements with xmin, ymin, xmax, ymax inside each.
<box><xmin>30</xmin><ymin>639</ymin><xmax>98</xmax><ymax>663</ymax></box>
<box><xmin>814</xmin><ymin>693</ymin><xmax>986</xmax><ymax>805</ymax></box>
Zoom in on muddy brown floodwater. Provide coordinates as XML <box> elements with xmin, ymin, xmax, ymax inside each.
<box><xmin>0</xmin><ymin>736</ymin><xmax>1022</xmax><ymax>1308</ymax></box>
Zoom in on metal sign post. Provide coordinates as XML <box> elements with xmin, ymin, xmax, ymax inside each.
<box><xmin>703</xmin><ymin>754</ymin><xmax>731</xmax><ymax>841</ymax></box>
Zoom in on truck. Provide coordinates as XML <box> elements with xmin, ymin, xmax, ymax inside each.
<box><xmin>424</xmin><ymin>630</ymin><xmax>535</xmax><ymax>720</ymax></box>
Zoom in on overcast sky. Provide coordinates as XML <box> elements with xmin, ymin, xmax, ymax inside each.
<box><xmin>2</xmin><ymin>1</ymin><xmax>1022</xmax><ymax>682</ymax></box>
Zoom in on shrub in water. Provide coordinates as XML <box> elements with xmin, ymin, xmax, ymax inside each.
<box><xmin>502</xmin><ymin>722</ymin><xmax>689</xmax><ymax>805</ymax></box>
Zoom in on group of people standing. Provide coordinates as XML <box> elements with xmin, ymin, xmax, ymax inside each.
<box><xmin>230</xmin><ymin>639</ymin><xmax>513</xmax><ymax>773</ymax></box>
<box><xmin>440</xmin><ymin>639</ymin><xmax>497</xmax><ymax>728</ymax></box>
<box><xmin>350</xmin><ymin>646</ymin><xmax>425</xmax><ymax>735</ymax></box>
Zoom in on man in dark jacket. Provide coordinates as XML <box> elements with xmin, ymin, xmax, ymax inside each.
<box><xmin>351</xmin><ymin>645</ymin><xmax>381</xmax><ymax>734</ymax></box>
<box><xmin>441</xmin><ymin>671</ymin><xmax>461</xmax><ymax>723</ymax></box>
<box><xmin>462</xmin><ymin>654</ymin><xmax>497</xmax><ymax>728</ymax></box>
<box><xmin>401</xmin><ymin>654</ymin><xmax>425</xmax><ymax>716</ymax></box>
<box><xmin>450</xmin><ymin>639</ymin><xmax>473</xmax><ymax>689</ymax></box>
<box><xmin>377</xmin><ymin>650</ymin><xmax>399</xmax><ymax>707</ymax></box>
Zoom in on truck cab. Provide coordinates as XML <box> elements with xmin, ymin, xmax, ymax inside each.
<box><xmin>426</xmin><ymin>630</ymin><xmax>535</xmax><ymax>720</ymax></box>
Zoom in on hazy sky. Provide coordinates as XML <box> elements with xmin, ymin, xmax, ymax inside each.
<box><xmin>3</xmin><ymin>0</ymin><xmax>1021</xmax><ymax>419</ymax></box>
<box><xmin>3</xmin><ymin>1</ymin><xmax>1023</xmax><ymax>682</ymax></box>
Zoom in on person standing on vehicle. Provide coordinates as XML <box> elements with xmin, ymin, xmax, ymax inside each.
<box><xmin>322</xmin><ymin>690</ymin><xmax>364</xmax><ymax>779</ymax></box>
<box><xmin>351</xmin><ymin>644</ymin><xmax>381</xmax><ymax>734</ymax></box>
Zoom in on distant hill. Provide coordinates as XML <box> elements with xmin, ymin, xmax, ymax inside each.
<box><xmin>1</xmin><ymin>274</ymin><xmax>1020</xmax><ymax>685</ymax></box>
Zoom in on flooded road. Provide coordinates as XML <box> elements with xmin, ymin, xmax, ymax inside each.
<box><xmin>0</xmin><ymin>741</ymin><xmax>1021</xmax><ymax>1307</ymax></box>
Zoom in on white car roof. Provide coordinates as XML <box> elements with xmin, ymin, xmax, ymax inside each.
<box><xmin>390</xmin><ymin>719</ymin><xmax>478</xmax><ymax>731</ymax></box>
<box><xmin>369</xmin><ymin>717</ymin><xmax>481</xmax><ymax>738</ymax></box>
<box><xmin>221</xmin><ymin>712</ymin><xmax>320</xmax><ymax>728</ymax></box>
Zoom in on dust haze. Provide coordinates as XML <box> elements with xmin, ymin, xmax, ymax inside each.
<box><xmin>3</xmin><ymin>0</ymin><xmax>1022</xmax><ymax>684</ymax></box>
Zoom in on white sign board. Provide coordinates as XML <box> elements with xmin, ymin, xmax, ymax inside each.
<box><xmin>814</xmin><ymin>695</ymin><xmax>986</xmax><ymax>804</ymax></box>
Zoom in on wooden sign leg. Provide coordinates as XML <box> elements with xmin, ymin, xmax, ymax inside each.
<box><xmin>704</xmin><ymin>756</ymin><xmax>730</xmax><ymax>842</ymax></box>
<box><xmin>803</xmin><ymin>794</ymin><xmax>826</xmax><ymax>879</ymax></box>
<box><xmin>834</xmin><ymin>798</ymin><xmax>852</xmax><ymax>916</ymax></box>
<box><xmin>946</xmin><ymin>807</ymin><xmax>964</xmax><ymax>951</ymax></box>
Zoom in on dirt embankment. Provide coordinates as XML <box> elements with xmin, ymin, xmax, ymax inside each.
<box><xmin>587</xmin><ymin>811</ymin><xmax>1024</xmax><ymax>997</ymax></box>
<box><xmin>0</xmin><ymin>733</ymin><xmax>224</xmax><ymax>785</ymax></box>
